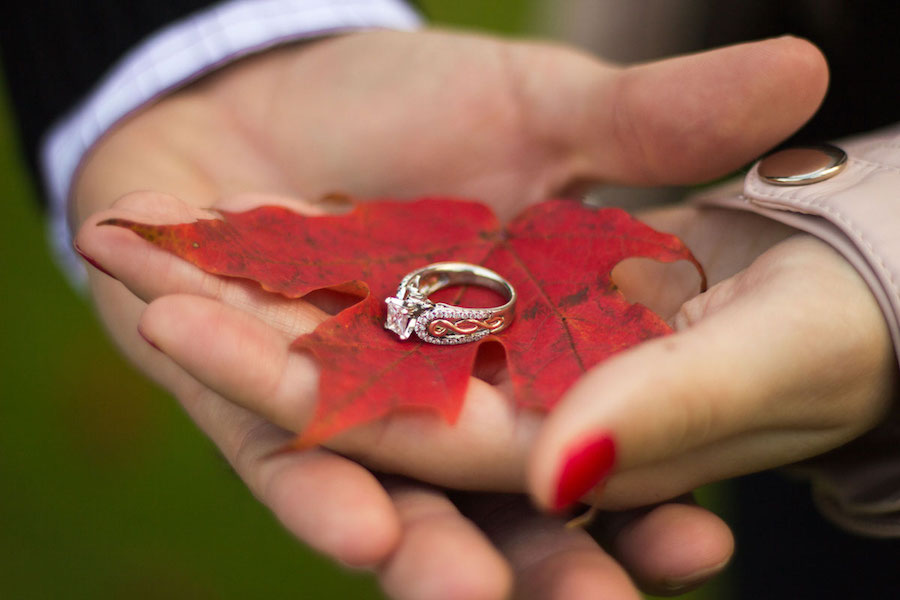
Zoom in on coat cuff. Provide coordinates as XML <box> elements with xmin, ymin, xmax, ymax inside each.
<box><xmin>694</xmin><ymin>123</ymin><xmax>900</xmax><ymax>536</ymax></box>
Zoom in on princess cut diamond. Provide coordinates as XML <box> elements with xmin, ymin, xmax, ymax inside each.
<box><xmin>385</xmin><ymin>297</ymin><xmax>415</xmax><ymax>340</ymax></box>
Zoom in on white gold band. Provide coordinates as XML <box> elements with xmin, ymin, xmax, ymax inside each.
<box><xmin>384</xmin><ymin>262</ymin><xmax>516</xmax><ymax>345</ymax></box>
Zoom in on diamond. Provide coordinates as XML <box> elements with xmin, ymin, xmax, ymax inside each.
<box><xmin>385</xmin><ymin>297</ymin><xmax>414</xmax><ymax>340</ymax></box>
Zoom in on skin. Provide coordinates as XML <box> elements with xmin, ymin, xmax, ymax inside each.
<box><xmin>529</xmin><ymin>210</ymin><xmax>897</xmax><ymax>511</ymax></box>
<box><xmin>68</xmin><ymin>29</ymin><xmax>891</xmax><ymax>599</ymax></box>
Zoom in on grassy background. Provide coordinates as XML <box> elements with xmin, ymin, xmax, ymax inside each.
<box><xmin>0</xmin><ymin>1</ymin><xmax>730</xmax><ymax>598</ymax></box>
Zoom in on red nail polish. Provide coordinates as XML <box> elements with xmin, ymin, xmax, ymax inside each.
<box><xmin>137</xmin><ymin>326</ymin><xmax>162</xmax><ymax>352</ymax></box>
<box><xmin>72</xmin><ymin>241</ymin><xmax>116</xmax><ymax>279</ymax></box>
<box><xmin>552</xmin><ymin>434</ymin><xmax>616</xmax><ymax>512</ymax></box>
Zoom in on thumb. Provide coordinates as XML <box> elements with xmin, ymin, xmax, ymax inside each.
<box><xmin>520</xmin><ymin>35</ymin><xmax>828</xmax><ymax>186</ymax></box>
<box><xmin>527</xmin><ymin>237</ymin><xmax>891</xmax><ymax>512</ymax></box>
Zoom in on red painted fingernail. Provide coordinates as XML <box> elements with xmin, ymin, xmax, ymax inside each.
<box><xmin>137</xmin><ymin>326</ymin><xmax>162</xmax><ymax>352</ymax></box>
<box><xmin>73</xmin><ymin>241</ymin><xmax>117</xmax><ymax>279</ymax></box>
<box><xmin>552</xmin><ymin>434</ymin><xmax>616</xmax><ymax>512</ymax></box>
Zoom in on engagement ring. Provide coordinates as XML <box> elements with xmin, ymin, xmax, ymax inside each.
<box><xmin>384</xmin><ymin>262</ymin><xmax>516</xmax><ymax>345</ymax></box>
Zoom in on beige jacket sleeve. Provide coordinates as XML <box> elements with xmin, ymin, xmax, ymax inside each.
<box><xmin>694</xmin><ymin>123</ymin><xmax>900</xmax><ymax>536</ymax></box>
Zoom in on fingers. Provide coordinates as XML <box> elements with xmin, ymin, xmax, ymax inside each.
<box><xmin>529</xmin><ymin>236</ymin><xmax>895</xmax><ymax>511</ymax></box>
<box><xmin>516</xmin><ymin>35</ymin><xmax>828</xmax><ymax>186</ymax></box>
<box><xmin>81</xmin><ymin>257</ymin><xmax>403</xmax><ymax>567</ymax></box>
<box><xmin>135</xmin><ymin>332</ymin><xmax>402</xmax><ymax>567</ymax></box>
<box><xmin>513</xmin><ymin>544</ymin><xmax>639</xmax><ymax>600</ymax></box>
<box><xmin>595</xmin><ymin>500</ymin><xmax>734</xmax><ymax>596</ymax></box>
<box><xmin>378</xmin><ymin>483</ymin><xmax>513</xmax><ymax>600</ymax></box>
<box><xmin>223</xmin><ymin>417</ymin><xmax>402</xmax><ymax>567</ymax></box>
<box><xmin>75</xmin><ymin>191</ymin><xmax>329</xmax><ymax>340</ymax></box>
<box><xmin>139</xmin><ymin>293</ymin><xmax>320</xmax><ymax>433</ymax></box>
<box><xmin>456</xmin><ymin>493</ymin><xmax>731</xmax><ymax>599</ymax></box>
<box><xmin>139</xmin><ymin>292</ymin><xmax>538</xmax><ymax>490</ymax></box>
<box><xmin>127</xmin><ymin>296</ymin><xmax>402</xmax><ymax>566</ymax></box>
<box><xmin>528</xmin><ymin>308</ymin><xmax>768</xmax><ymax>510</ymax></box>
<box><xmin>456</xmin><ymin>494</ymin><xmax>641</xmax><ymax>600</ymax></box>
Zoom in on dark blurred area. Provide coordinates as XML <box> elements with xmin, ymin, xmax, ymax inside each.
<box><xmin>733</xmin><ymin>472</ymin><xmax>900</xmax><ymax>599</ymax></box>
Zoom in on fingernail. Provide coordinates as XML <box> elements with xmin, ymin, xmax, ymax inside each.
<box><xmin>552</xmin><ymin>433</ymin><xmax>616</xmax><ymax>512</ymax></box>
<box><xmin>137</xmin><ymin>326</ymin><xmax>162</xmax><ymax>352</ymax></box>
<box><xmin>73</xmin><ymin>241</ymin><xmax>117</xmax><ymax>279</ymax></box>
<box><xmin>660</xmin><ymin>559</ymin><xmax>731</xmax><ymax>594</ymax></box>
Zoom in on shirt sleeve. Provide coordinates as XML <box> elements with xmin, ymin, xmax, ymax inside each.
<box><xmin>693</xmin><ymin>123</ymin><xmax>900</xmax><ymax>536</ymax></box>
<box><xmin>34</xmin><ymin>0</ymin><xmax>422</xmax><ymax>286</ymax></box>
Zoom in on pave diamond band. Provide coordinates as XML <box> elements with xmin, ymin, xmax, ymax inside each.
<box><xmin>384</xmin><ymin>262</ymin><xmax>516</xmax><ymax>345</ymax></box>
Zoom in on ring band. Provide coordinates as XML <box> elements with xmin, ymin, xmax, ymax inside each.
<box><xmin>384</xmin><ymin>262</ymin><xmax>516</xmax><ymax>345</ymax></box>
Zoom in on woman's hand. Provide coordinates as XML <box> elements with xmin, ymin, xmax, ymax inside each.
<box><xmin>528</xmin><ymin>204</ymin><xmax>897</xmax><ymax>511</ymax></box>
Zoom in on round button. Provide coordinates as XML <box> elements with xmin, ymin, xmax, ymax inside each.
<box><xmin>757</xmin><ymin>144</ymin><xmax>847</xmax><ymax>186</ymax></box>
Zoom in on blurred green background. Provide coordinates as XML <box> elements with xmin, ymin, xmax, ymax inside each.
<box><xmin>0</xmin><ymin>2</ymin><xmax>730</xmax><ymax>598</ymax></box>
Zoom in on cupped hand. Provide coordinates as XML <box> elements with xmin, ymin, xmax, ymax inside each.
<box><xmin>528</xmin><ymin>203</ymin><xmax>897</xmax><ymax>512</ymax></box>
<box><xmin>71</xmin><ymin>29</ymin><xmax>827</xmax><ymax>597</ymax></box>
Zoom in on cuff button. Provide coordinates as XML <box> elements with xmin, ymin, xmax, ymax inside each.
<box><xmin>758</xmin><ymin>144</ymin><xmax>847</xmax><ymax>185</ymax></box>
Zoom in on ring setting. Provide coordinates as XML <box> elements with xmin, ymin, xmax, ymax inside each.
<box><xmin>384</xmin><ymin>262</ymin><xmax>516</xmax><ymax>345</ymax></box>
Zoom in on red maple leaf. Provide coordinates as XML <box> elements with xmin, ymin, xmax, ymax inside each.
<box><xmin>103</xmin><ymin>199</ymin><xmax>704</xmax><ymax>446</ymax></box>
